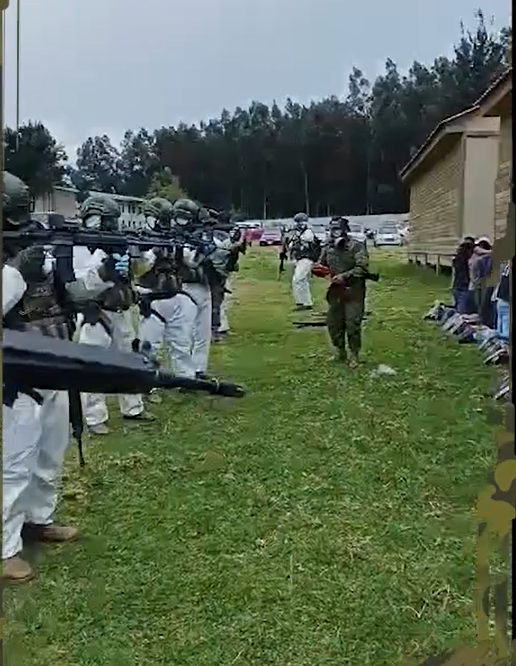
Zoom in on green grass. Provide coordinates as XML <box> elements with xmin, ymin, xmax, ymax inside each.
<box><xmin>4</xmin><ymin>248</ymin><xmax>498</xmax><ymax>666</ymax></box>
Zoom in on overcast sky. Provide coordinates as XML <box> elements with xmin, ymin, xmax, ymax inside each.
<box><xmin>3</xmin><ymin>0</ymin><xmax>511</xmax><ymax>161</ymax></box>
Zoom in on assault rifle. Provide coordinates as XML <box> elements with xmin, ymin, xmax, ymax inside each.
<box><xmin>3</xmin><ymin>215</ymin><xmax>215</xmax><ymax>284</ymax></box>
<box><xmin>3</xmin><ymin>329</ymin><xmax>247</xmax><ymax>466</ymax></box>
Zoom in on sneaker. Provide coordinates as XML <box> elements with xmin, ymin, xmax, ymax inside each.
<box><xmin>88</xmin><ymin>423</ymin><xmax>110</xmax><ymax>435</ymax></box>
<box><xmin>123</xmin><ymin>410</ymin><xmax>155</xmax><ymax>422</ymax></box>
<box><xmin>3</xmin><ymin>555</ymin><xmax>34</xmax><ymax>583</ymax></box>
<box><xmin>22</xmin><ymin>523</ymin><xmax>79</xmax><ymax>544</ymax></box>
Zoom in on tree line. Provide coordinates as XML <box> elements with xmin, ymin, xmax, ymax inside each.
<box><xmin>4</xmin><ymin>10</ymin><xmax>510</xmax><ymax>219</ymax></box>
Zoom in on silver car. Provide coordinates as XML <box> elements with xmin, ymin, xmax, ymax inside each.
<box><xmin>374</xmin><ymin>224</ymin><xmax>403</xmax><ymax>247</ymax></box>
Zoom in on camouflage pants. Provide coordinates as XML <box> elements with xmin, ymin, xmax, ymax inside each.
<box><xmin>326</xmin><ymin>295</ymin><xmax>365</xmax><ymax>355</ymax></box>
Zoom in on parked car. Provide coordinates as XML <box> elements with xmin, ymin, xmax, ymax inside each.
<box><xmin>348</xmin><ymin>222</ymin><xmax>367</xmax><ymax>245</ymax></box>
<box><xmin>259</xmin><ymin>227</ymin><xmax>282</xmax><ymax>246</ymax></box>
<box><xmin>374</xmin><ymin>224</ymin><xmax>403</xmax><ymax>247</ymax></box>
<box><xmin>237</xmin><ymin>223</ymin><xmax>263</xmax><ymax>243</ymax></box>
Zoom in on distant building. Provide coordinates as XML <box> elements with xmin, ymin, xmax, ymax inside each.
<box><xmin>32</xmin><ymin>185</ymin><xmax>147</xmax><ymax>231</ymax></box>
<box><xmin>400</xmin><ymin>106</ymin><xmax>501</xmax><ymax>269</ymax></box>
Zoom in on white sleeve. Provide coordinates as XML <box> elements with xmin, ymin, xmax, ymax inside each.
<box><xmin>183</xmin><ymin>246</ymin><xmax>199</xmax><ymax>268</ymax></box>
<box><xmin>302</xmin><ymin>229</ymin><xmax>315</xmax><ymax>243</ymax></box>
<box><xmin>65</xmin><ymin>246</ymin><xmax>114</xmax><ymax>301</ymax></box>
<box><xmin>3</xmin><ymin>265</ymin><xmax>27</xmax><ymax>315</ymax></box>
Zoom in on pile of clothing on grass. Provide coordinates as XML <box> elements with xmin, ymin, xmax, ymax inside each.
<box><xmin>424</xmin><ymin>236</ymin><xmax>511</xmax><ymax>403</ymax></box>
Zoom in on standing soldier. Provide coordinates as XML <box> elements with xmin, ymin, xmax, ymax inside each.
<box><xmin>74</xmin><ymin>194</ymin><xmax>154</xmax><ymax>435</ymax></box>
<box><xmin>287</xmin><ymin>212</ymin><xmax>319</xmax><ymax>311</ymax></box>
<box><xmin>319</xmin><ymin>217</ymin><xmax>369</xmax><ymax>369</ymax></box>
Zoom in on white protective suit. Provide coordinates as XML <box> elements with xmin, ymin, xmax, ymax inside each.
<box><xmin>181</xmin><ymin>245</ymin><xmax>212</xmax><ymax>375</ymax></box>
<box><xmin>72</xmin><ymin>246</ymin><xmax>145</xmax><ymax>427</ymax></box>
<box><xmin>290</xmin><ymin>227</ymin><xmax>315</xmax><ymax>307</ymax></box>
<box><xmin>136</xmin><ymin>249</ymin><xmax>197</xmax><ymax>378</ymax></box>
<box><xmin>219</xmin><ymin>277</ymin><xmax>231</xmax><ymax>333</ymax></box>
<box><xmin>2</xmin><ymin>252</ymin><xmax>109</xmax><ymax>560</ymax></box>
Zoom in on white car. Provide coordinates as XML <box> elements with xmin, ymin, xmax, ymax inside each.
<box><xmin>348</xmin><ymin>222</ymin><xmax>367</xmax><ymax>245</ymax></box>
<box><xmin>374</xmin><ymin>225</ymin><xmax>403</xmax><ymax>247</ymax></box>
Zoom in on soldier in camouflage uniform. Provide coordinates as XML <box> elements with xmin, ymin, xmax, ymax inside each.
<box><xmin>319</xmin><ymin>217</ymin><xmax>369</xmax><ymax>368</ymax></box>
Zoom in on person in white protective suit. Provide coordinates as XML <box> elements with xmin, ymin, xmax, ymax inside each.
<box><xmin>2</xmin><ymin>172</ymin><xmax>127</xmax><ymax>583</ymax></box>
<box><xmin>288</xmin><ymin>212</ymin><xmax>318</xmax><ymax>311</ymax></box>
<box><xmin>134</xmin><ymin>198</ymin><xmax>197</xmax><ymax>394</ymax></box>
<box><xmin>215</xmin><ymin>221</ymin><xmax>246</xmax><ymax>339</ymax></box>
<box><xmin>74</xmin><ymin>194</ymin><xmax>154</xmax><ymax>435</ymax></box>
<box><xmin>172</xmin><ymin>198</ymin><xmax>215</xmax><ymax>378</ymax></box>
<box><xmin>208</xmin><ymin>227</ymin><xmax>235</xmax><ymax>343</ymax></box>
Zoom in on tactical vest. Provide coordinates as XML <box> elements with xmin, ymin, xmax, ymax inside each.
<box><xmin>3</xmin><ymin>272</ymin><xmax>69</xmax><ymax>339</ymax></box>
<box><xmin>136</xmin><ymin>254</ymin><xmax>180</xmax><ymax>296</ymax></box>
<box><xmin>290</xmin><ymin>231</ymin><xmax>317</xmax><ymax>261</ymax></box>
<box><xmin>95</xmin><ymin>282</ymin><xmax>135</xmax><ymax>312</ymax></box>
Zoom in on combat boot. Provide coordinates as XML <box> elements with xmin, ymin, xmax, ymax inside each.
<box><xmin>331</xmin><ymin>348</ymin><xmax>347</xmax><ymax>363</ymax></box>
<box><xmin>3</xmin><ymin>555</ymin><xmax>34</xmax><ymax>583</ymax></box>
<box><xmin>348</xmin><ymin>353</ymin><xmax>359</xmax><ymax>369</ymax></box>
<box><xmin>22</xmin><ymin>523</ymin><xmax>79</xmax><ymax>543</ymax></box>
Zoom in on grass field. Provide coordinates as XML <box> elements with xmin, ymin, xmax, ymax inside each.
<box><xmin>4</xmin><ymin>248</ymin><xmax>497</xmax><ymax>666</ymax></box>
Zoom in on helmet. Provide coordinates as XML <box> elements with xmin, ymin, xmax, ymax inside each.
<box><xmin>3</xmin><ymin>171</ymin><xmax>31</xmax><ymax>227</ymax></box>
<box><xmin>143</xmin><ymin>197</ymin><xmax>173</xmax><ymax>231</ymax></box>
<box><xmin>78</xmin><ymin>194</ymin><xmax>121</xmax><ymax>231</ymax></box>
<box><xmin>173</xmin><ymin>198</ymin><xmax>200</xmax><ymax>226</ymax></box>
<box><xmin>293</xmin><ymin>212</ymin><xmax>309</xmax><ymax>229</ymax></box>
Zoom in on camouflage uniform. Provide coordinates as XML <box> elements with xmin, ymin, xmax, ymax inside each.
<box><xmin>319</xmin><ymin>238</ymin><xmax>369</xmax><ymax>361</ymax></box>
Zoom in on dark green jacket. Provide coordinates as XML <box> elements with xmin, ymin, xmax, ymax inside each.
<box><xmin>319</xmin><ymin>238</ymin><xmax>369</xmax><ymax>299</ymax></box>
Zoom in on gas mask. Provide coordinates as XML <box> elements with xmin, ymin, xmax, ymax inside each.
<box><xmin>174</xmin><ymin>214</ymin><xmax>191</xmax><ymax>228</ymax></box>
<box><xmin>143</xmin><ymin>215</ymin><xmax>157</xmax><ymax>232</ymax></box>
<box><xmin>83</xmin><ymin>214</ymin><xmax>102</xmax><ymax>230</ymax></box>
<box><xmin>330</xmin><ymin>227</ymin><xmax>348</xmax><ymax>247</ymax></box>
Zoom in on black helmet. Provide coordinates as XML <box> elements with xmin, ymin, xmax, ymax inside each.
<box><xmin>3</xmin><ymin>171</ymin><xmax>31</xmax><ymax>227</ymax></box>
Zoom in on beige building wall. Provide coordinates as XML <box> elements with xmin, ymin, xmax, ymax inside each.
<box><xmin>407</xmin><ymin>141</ymin><xmax>463</xmax><ymax>265</ymax></box>
<box><xmin>494</xmin><ymin>112</ymin><xmax>512</xmax><ymax>239</ymax></box>
<box><xmin>462</xmin><ymin>133</ymin><xmax>499</xmax><ymax>241</ymax></box>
